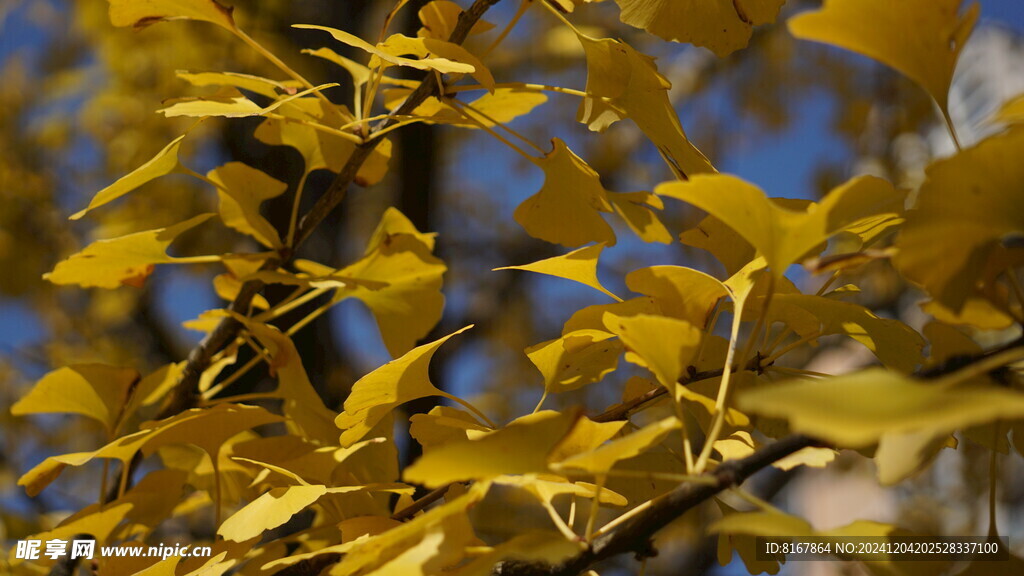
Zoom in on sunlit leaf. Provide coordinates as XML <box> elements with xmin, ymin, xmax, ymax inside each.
<box><xmin>894</xmin><ymin>126</ymin><xmax>1024</xmax><ymax>313</ymax></box>
<box><xmin>410</xmin><ymin>406</ymin><xmax>491</xmax><ymax>450</ymax></box>
<box><xmin>12</xmin><ymin>364</ymin><xmax>139</xmax><ymax>433</ymax></box>
<box><xmin>526</xmin><ymin>329</ymin><xmax>622</xmax><ymax>394</ymax></box>
<box><xmin>612</xmin><ymin>0</ymin><xmax>786</xmax><ymax>57</ymax></box>
<box><xmin>608</xmin><ymin>191</ymin><xmax>672</xmax><ymax>244</ymax></box>
<box><xmin>789</xmin><ymin>0</ymin><xmax>978</xmax><ymax>113</ymax></box>
<box><xmin>294</xmin><ymin>25</ymin><xmax>477</xmax><ymax>75</ymax></box>
<box><xmin>403</xmin><ymin>411</ymin><xmax>576</xmax><ymax>487</ymax></box>
<box><xmin>625</xmin><ymin>266</ymin><xmax>729</xmax><ymax>329</ymax></box>
<box><xmin>603</xmin><ymin>313</ymin><xmax>702</xmax><ymax>390</ymax></box>
<box><xmin>513</xmin><ymin>138</ymin><xmax>616</xmax><ymax>247</ymax></box>
<box><xmin>551</xmin><ymin>416</ymin><xmax>679</xmax><ymax>475</ymax></box>
<box><xmin>219</xmin><ymin>485</ymin><xmax>327</xmax><ymax>542</ymax></box>
<box><xmin>769</xmin><ymin>294</ymin><xmax>925</xmax><ymax>372</ymax></box>
<box><xmin>108</xmin><ymin>0</ymin><xmax>237</xmax><ymax>31</ymax></box>
<box><xmin>418</xmin><ymin>0</ymin><xmax>494</xmax><ymax>40</ymax></box>
<box><xmin>44</xmin><ymin>214</ymin><xmax>215</xmax><ymax>289</ymax></box>
<box><xmin>576</xmin><ymin>35</ymin><xmax>714</xmax><ymax>178</ymax></box>
<box><xmin>738</xmin><ymin>368</ymin><xmax>1024</xmax><ymax>448</ymax></box>
<box><xmin>495</xmin><ymin>243</ymin><xmax>620</xmax><ymax>301</ymax></box>
<box><xmin>176</xmin><ymin>70</ymin><xmax>298</xmax><ymax>99</ymax></box>
<box><xmin>658</xmin><ymin>174</ymin><xmax>903</xmax><ymax>277</ymax></box>
<box><xmin>158</xmin><ymin>84</ymin><xmax>338</xmax><ymax>118</ymax></box>
<box><xmin>207</xmin><ymin>162</ymin><xmax>286</xmax><ymax>248</ymax></box>
<box><xmin>337</xmin><ymin>326</ymin><xmax>473</xmax><ymax>446</ymax></box>
<box><xmin>19</xmin><ymin>404</ymin><xmax>281</xmax><ymax>496</ymax></box>
<box><xmin>70</xmin><ymin>135</ymin><xmax>185</xmax><ymax>220</ymax></box>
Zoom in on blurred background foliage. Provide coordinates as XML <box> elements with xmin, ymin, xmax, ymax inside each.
<box><xmin>1</xmin><ymin>1</ymin><xmax>1022</xmax><ymax>573</ymax></box>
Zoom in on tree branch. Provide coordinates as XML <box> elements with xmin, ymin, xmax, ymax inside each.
<box><xmin>493</xmin><ymin>434</ymin><xmax>824</xmax><ymax>576</ymax></box>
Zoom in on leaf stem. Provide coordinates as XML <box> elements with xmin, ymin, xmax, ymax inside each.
<box><xmin>483</xmin><ymin>0</ymin><xmax>530</xmax><ymax>57</ymax></box>
<box><xmin>449</xmin><ymin>99</ymin><xmax>538</xmax><ymax>162</ymax></box>
<box><xmin>762</xmin><ymin>330</ymin><xmax>822</xmax><ymax>366</ymax></box>
<box><xmin>233</xmin><ymin>28</ymin><xmax>330</xmax><ymax>106</ymax></box>
<box><xmin>286</xmin><ymin>171</ymin><xmax>311</xmax><ymax>248</ymax></box>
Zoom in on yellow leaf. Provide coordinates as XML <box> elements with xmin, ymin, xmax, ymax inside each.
<box><xmin>738</xmin><ymin>368</ymin><xmax>1024</xmax><ymax>448</ymax></box>
<box><xmin>576</xmin><ymin>35</ymin><xmax>714</xmax><ymax>178</ymax></box>
<box><xmin>176</xmin><ymin>70</ymin><xmax>297</xmax><ymax>99</ymax></box>
<box><xmin>679</xmin><ymin>213</ymin><xmax>756</xmax><ymax>276</ymax></box>
<box><xmin>894</xmin><ymin>126</ymin><xmax>1024</xmax><ymax>312</ymax></box>
<box><xmin>158</xmin><ymin>84</ymin><xmax>339</xmax><ymax>118</ymax></box>
<box><xmin>294</xmin><ymin>25</ymin><xmax>476</xmax><ymax>75</ymax></box>
<box><xmin>207</xmin><ymin>162</ymin><xmax>287</xmax><ymax>248</ymax></box>
<box><xmin>526</xmin><ymin>330</ymin><xmax>623</xmax><ymax>394</ymax></box>
<box><xmin>337</xmin><ymin>326</ymin><xmax>472</xmax><ymax>446</ymax></box>
<box><xmin>322</xmin><ymin>482</ymin><xmax>491</xmax><ymax>576</ymax></box>
<box><xmin>513</xmin><ymin>139</ymin><xmax>616</xmax><ymax>247</ymax></box>
<box><xmin>234</xmin><ymin>319</ymin><xmax>340</xmax><ymax>445</ymax></box>
<box><xmin>19</xmin><ymin>404</ymin><xmax>281</xmax><ymax>496</ymax></box>
<box><xmin>769</xmin><ymin>294</ymin><xmax>925</xmax><ymax>372</ymax></box>
<box><xmin>994</xmin><ymin>93</ymin><xmax>1024</xmax><ymax>125</ymax></box>
<box><xmin>613</xmin><ymin>0</ymin><xmax>786</xmax><ymax>57</ymax></box>
<box><xmin>387</xmin><ymin>88</ymin><xmax>548</xmax><ymax>129</ymax></box>
<box><xmin>418</xmin><ymin>1</ymin><xmax>494</xmax><ymax>40</ymax></box>
<box><xmin>327</xmin><ymin>208</ymin><xmax>446</xmax><ymax>356</ymax></box>
<box><xmin>107</xmin><ymin>0</ymin><xmax>237</xmax><ymax>31</ymax></box>
<box><xmin>12</xmin><ymin>364</ymin><xmax>139</xmax><ymax>433</ymax></box>
<box><xmin>410</xmin><ymin>406</ymin><xmax>491</xmax><ymax>450</ymax></box>
<box><xmin>403</xmin><ymin>411</ymin><xmax>576</xmax><ymax>487</ymax></box>
<box><xmin>875</xmin><ymin>430</ymin><xmax>950</xmax><ymax>485</ymax></box>
<box><xmin>548</xmin><ymin>417</ymin><xmax>626</xmax><ymax>463</ymax></box>
<box><xmin>772</xmin><ymin>446</ymin><xmax>835</xmax><ymax>471</ymax></box>
<box><xmin>219</xmin><ymin>485</ymin><xmax>328</xmax><ymax>542</ymax></box>
<box><xmin>608</xmin><ymin>191</ymin><xmax>672</xmax><ymax>244</ymax></box>
<box><xmin>658</xmin><ymin>174</ymin><xmax>903</xmax><ymax>277</ymax></box>
<box><xmin>70</xmin><ymin>135</ymin><xmax>184</xmax><ymax>220</ymax></box>
<box><xmin>254</xmin><ymin>98</ymin><xmax>392</xmax><ymax>186</ymax></box>
<box><xmin>921</xmin><ymin>298</ymin><xmax>1016</xmax><ymax>331</ymax></box>
<box><xmin>495</xmin><ymin>243</ymin><xmax>620</xmax><ymax>301</ymax></box>
<box><xmin>551</xmin><ymin>416</ymin><xmax>680</xmax><ymax>475</ymax></box>
<box><xmin>453</xmin><ymin>531</ymin><xmax>584</xmax><ymax>576</ymax></box>
<box><xmin>625</xmin><ymin>266</ymin><xmax>729</xmax><ymax>329</ymax></box>
<box><xmin>302</xmin><ymin>48</ymin><xmax>372</xmax><ymax>89</ymax></box>
<box><xmin>602</xmin><ymin>313</ymin><xmax>702</xmax><ymax>390</ymax></box>
<box><xmin>44</xmin><ymin>214</ymin><xmax>215</xmax><ymax>289</ymax></box>
<box><xmin>712</xmin><ymin>502</ymin><xmax>809</xmax><ymax>575</ymax></box>
<box><xmin>789</xmin><ymin>0</ymin><xmax>978</xmax><ymax>113</ymax></box>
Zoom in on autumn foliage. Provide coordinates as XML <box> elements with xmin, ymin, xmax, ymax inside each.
<box><xmin>5</xmin><ymin>0</ymin><xmax>1024</xmax><ymax>575</ymax></box>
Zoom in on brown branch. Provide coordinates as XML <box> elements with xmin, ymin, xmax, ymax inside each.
<box><xmin>491</xmin><ymin>434</ymin><xmax>824</xmax><ymax>576</ymax></box>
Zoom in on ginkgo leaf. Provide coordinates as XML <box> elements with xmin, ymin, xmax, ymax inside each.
<box><xmin>738</xmin><ymin>368</ymin><xmax>1024</xmax><ymax>448</ymax></box>
<box><xmin>302</xmin><ymin>47</ymin><xmax>372</xmax><ymax>89</ymax></box>
<box><xmin>576</xmin><ymin>35</ymin><xmax>714</xmax><ymax>179</ymax></box>
<box><xmin>602</xmin><ymin>313</ymin><xmax>702</xmax><ymax>389</ymax></box>
<box><xmin>709</xmin><ymin>509</ymin><xmax>815</xmax><ymax>538</ymax></box>
<box><xmin>418</xmin><ymin>0</ymin><xmax>494</xmax><ymax>41</ymax></box>
<box><xmin>713</xmin><ymin>501</ymin><xmax>790</xmax><ymax>575</ymax></box>
<box><xmin>12</xmin><ymin>364</ymin><xmax>139</xmax><ymax>433</ymax></box>
<box><xmin>233</xmin><ymin>318</ymin><xmax>340</xmax><ymax>445</ymax></box>
<box><xmin>894</xmin><ymin>126</ymin><xmax>1024</xmax><ymax>312</ymax></box>
<box><xmin>789</xmin><ymin>0</ymin><xmax>978</xmax><ymax>113</ymax></box>
<box><xmin>495</xmin><ymin>243</ymin><xmax>620</xmax><ymax>301</ymax></box>
<box><xmin>679</xmin><ymin>213</ymin><xmax>756</xmax><ymax>276</ymax></box>
<box><xmin>994</xmin><ymin>93</ymin><xmax>1024</xmax><ymax>125</ymax></box>
<box><xmin>71</xmin><ymin>135</ymin><xmax>185</xmax><ymax>220</ymax></box>
<box><xmin>337</xmin><ymin>326</ymin><xmax>473</xmax><ymax>446</ymax></box>
<box><xmin>158</xmin><ymin>83</ymin><xmax>339</xmax><ymax>118</ymax></box>
<box><xmin>303</xmin><ymin>208</ymin><xmax>446</xmax><ymax>357</ymax></box>
<box><xmin>513</xmin><ymin>139</ymin><xmax>616</xmax><ymax>247</ymax></box>
<box><xmin>19</xmin><ymin>404</ymin><xmax>281</xmax><ymax>496</ymax></box>
<box><xmin>207</xmin><ymin>162</ymin><xmax>287</xmax><ymax>248</ymax></box>
<box><xmin>548</xmin><ymin>417</ymin><xmax>626</xmax><ymax>463</ymax></box>
<box><xmin>253</xmin><ymin>97</ymin><xmax>392</xmax><ymax>186</ymax></box>
<box><xmin>526</xmin><ymin>330</ymin><xmax>622</xmax><ymax>395</ymax></box>
<box><xmin>658</xmin><ymin>174</ymin><xmax>904</xmax><ymax>277</ymax></box>
<box><xmin>176</xmin><ymin>70</ymin><xmax>298</xmax><ymax>99</ymax></box>
<box><xmin>107</xmin><ymin>0</ymin><xmax>237</xmax><ymax>31</ymax></box>
<box><xmin>612</xmin><ymin>0</ymin><xmax>786</xmax><ymax>57</ymax></box>
<box><xmin>294</xmin><ymin>25</ymin><xmax>477</xmax><ymax>75</ymax></box>
<box><xmin>44</xmin><ymin>214</ymin><xmax>215</xmax><ymax>289</ymax></box>
<box><xmin>608</xmin><ymin>191</ymin><xmax>672</xmax><ymax>244</ymax></box>
<box><xmin>385</xmin><ymin>88</ymin><xmax>547</xmax><ymax>129</ymax></box>
<box><xmin>404</xmin><ymin>411</ymin><xmax>576</xmax><ymax>487</ymax></box>
<box><xmin>219</xmin><ymin>485</ymin><xmax>328</xmax><ymax>542</ymax></box>
<box><xmin>410</xmin><ymin>406</ymin><xmax>491</xmax><ymax>450</ymax></box>
<box><xmin>551</xmin><ymin>416</ymin><xmax>680</xmax><ymax>475</ymax></box>
<box><xmin>625</xmin><ymin>266</ymin><xmax>729</xmax><ymax>329</ymax></box>
<box><xmin>769</xmin><ymin>294</ymin><xmax>925</xmax><ymax>372</ymax></box>
<box><xmin>454</xmin><ymin>531</ymin><xmax>584</xmax><ymax>576</ymax></box>
<box><xmin>874</xmin><ymin>430</ymin><xmax>951</xmax><ymax>485</ymax></box>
